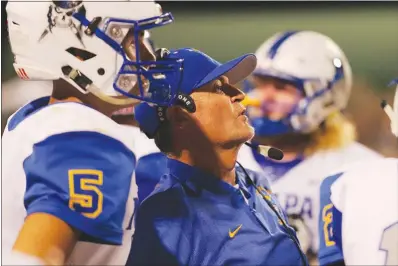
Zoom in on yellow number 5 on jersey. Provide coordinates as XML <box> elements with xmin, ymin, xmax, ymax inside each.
<box><xmin>68</xmin><ymin>169</ymin><xmax>104</xmax><ymax>219</ymax></box>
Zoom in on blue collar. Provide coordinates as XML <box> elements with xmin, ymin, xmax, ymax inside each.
<box><xmin>8</xmin><ymin>97</ymin><xmax>50</xmax><ymax>131</ymax></box>
<box><xmin>167</xmin><ymin>158</ymin><xmax>249</xmax><ymax>196</ymax></box>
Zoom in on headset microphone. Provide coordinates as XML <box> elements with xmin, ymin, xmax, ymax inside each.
<box><xmin>244</xmin><ymin>142</ymin><xmax>284</xmax><ymax>161</ymax></box>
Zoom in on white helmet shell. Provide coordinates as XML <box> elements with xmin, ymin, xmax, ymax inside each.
<box><xmin>253</xmin><ymin>31</ymin><xmax>353</xmax><ymax>133</ymax></box>
<box><xmin>6</xmin><ymin>0</ymin><xmax>172</xmax><ymax>105</ymax></box>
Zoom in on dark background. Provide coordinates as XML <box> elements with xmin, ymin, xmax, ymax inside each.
<box><xmin>2</xmin><ymin>1</ymin><xmax>398</xmax><ymax>84</ymax></box>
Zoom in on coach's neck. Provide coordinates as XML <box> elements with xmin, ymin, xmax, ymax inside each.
<box><xmin>170</xmin><ymin>142</ymin><xmax>243</xmax><ymax>186</ymax></box>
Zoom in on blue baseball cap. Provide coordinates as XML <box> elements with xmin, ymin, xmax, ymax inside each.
<box><xmin>135</xmin><ymin>48</ymin><xmax>257</xmax><ymax>138</ymax></box>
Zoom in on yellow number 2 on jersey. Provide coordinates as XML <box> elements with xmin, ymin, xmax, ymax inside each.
<box><xmin>322</xmin><ymin>203</ymin><xmax>336</xmax><ymax>247</ymax></box>
<box><xmin>68</xmin><ymin>169</ymin><xmax>104</xmax><ymax>219</ymax></box>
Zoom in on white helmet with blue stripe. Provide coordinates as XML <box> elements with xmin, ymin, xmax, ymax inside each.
<box><xmin>244</xmin><ymin>31</ymin><xmax>353</xmax><ymax>136</ymax></box>
<box><xmin>6</xmin><ymin>0</ymin><xmax>176</xmax><ymax>106</ymax></box>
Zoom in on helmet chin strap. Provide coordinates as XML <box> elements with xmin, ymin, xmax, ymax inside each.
<box><xmin>87</xmin><ymin>83</ymin><xmax>140</xmax><ymax>106</ymax></box>
<box><xmin>62</xmin><ymin>65</ymin><xmax>142</xmax><ymax>106</ymax></box>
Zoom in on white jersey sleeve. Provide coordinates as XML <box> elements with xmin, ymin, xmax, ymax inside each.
<box><xmin>330</xmin><ymin>157</ymin><xmax>398</xmax><ymax>266</ymax></box>
<box><xmin>122</xmin><ymin>125</ymin><xmax>160</xmax><ymax>160</ymax></box>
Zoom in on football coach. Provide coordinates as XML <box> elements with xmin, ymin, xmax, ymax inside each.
<box><xmin>127</xmin><ymin>48</ymin><xmax>308</xmax><ymax>266</ymax></box>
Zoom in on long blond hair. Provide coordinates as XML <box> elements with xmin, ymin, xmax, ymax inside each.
<box><xmin>304</xmin><ymin>111</ymin><xmax>357</xmax><ymax>156</ymax></box>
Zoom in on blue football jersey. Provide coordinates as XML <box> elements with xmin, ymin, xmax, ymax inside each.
<box><xmin>2</xmin><ymin>97</ymin><xmax>139</xmax><ymax>265</ymax></box>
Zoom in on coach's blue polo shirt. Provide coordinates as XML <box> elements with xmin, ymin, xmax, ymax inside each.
<box><xmin>127</xmin><ymin>159</ymin><xmax>308</xmax><ymax>266</ymax></box>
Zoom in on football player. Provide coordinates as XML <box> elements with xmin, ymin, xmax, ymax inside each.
<box><xmin>318</xmin><ymin>79</ymin><xmax>398</xmax><ymax>266</ymax></box>
<box><xmin>238</xmin><ymin>31</ymin><xmax>382</xmax><ymax>262</ymax></box>
<box><xmin>2</xmin><ymin>1</ymin><xmax>175</xmax><ymax>265</ymax></box>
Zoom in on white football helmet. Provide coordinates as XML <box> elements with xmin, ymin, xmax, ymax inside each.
<box><xmin>6</xmin><ymin>0</ymin><xmax>175</xmax><ymax>105</ymax></box>
<box><xmin>244</xmin><ymin>31</ymin><xmax>353</xmax><ymax>136</ymax></box>
<box><xmin>382</xmin><ymin>79</ymin><xmax>398</xmax><ymax>137</ymax></box>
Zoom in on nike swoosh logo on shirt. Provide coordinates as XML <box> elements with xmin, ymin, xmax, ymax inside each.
<box><xmin>229</xmin><ymin>224</ymin><xmax>243</xmax><ymax>238</ymax></box>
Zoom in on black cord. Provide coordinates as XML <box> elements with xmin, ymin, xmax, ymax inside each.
<box><xmin>236</xmin><ymin>161</ymin><xmax>308</xmax><ymax>266</ymax></box>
